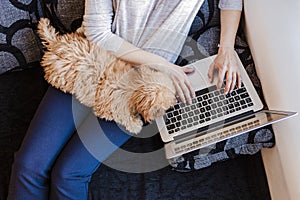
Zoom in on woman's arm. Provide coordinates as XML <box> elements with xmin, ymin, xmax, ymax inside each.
<box><xmin>83</xmin><ymin>0</ymin><xmax>195</xmax><ymax>103</ymax></box>
<box><xmin>208</xmin><ymin>0</ymin><xmax>243</xmax><ymax>94</ymax></box>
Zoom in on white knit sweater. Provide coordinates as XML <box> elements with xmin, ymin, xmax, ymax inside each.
<box><xmin>83</xmin><ymin>0</ymin><xmax>242</xmax><ymax>63</ymax></box>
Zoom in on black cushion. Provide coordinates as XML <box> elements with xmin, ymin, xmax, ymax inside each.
<box><xmin>0</xmin><ymin>0</ymin><xmax>42</xmax><ymax>74</ymax></box>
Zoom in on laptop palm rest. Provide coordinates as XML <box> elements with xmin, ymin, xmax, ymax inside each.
<box><xmin>165</xmin><ymin>110</ymin><xmax>297</xmax><ymax>159</ymax></box>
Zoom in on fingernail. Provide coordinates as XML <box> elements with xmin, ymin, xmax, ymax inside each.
<box><xmin>187</xmin><ymin>99</ymin><xmax>191</xmax><ymax>105</ymax></box>
<box><xmin>185</xmin><ymin>67</ymin><xmax>195</xmax><ymax>74</ymax></box>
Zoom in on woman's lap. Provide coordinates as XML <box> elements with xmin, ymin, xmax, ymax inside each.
<box><xmin>8</xmin><ymin>86</ymin><xmax>131</xmax><ymax>199</ymax></box>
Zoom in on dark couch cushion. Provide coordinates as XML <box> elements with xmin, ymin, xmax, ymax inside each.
<box><xmin>0</xmin><ymin>67</ymin><xmax>48</xmax><ymax>199</ymax></box>
<box><xmin>41</xmin><ymin>0</ymin><xmax>84</xmax><ymax>33</ymax></box>
<box><xmin>0</xmin><ymin>0</ymin><xmax>42</xmax><ymax>74</ymax></box>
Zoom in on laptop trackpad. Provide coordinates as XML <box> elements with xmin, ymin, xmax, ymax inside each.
<box><xmin>185</xmin><ymin>57</ymin><xmax>217</xmax><ymax>91</ymax></box>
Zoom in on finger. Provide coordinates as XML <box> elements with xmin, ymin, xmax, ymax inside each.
<box><xmin>178</xmin><ymin>80</ymin><xmax>192</xmax><ymax>104</ymax></box>
<box><xmin>173</xmin><ymin>81</ymin><xmax>186</xmax><ymax>104</ymax></box>
<box><xmin>217</xmin><ymin>66</ymin><xmax>227</xmax><ymax>90</ymax></box>
<box><xmin>184</xmin><ymin>77</ymin><xmax>195</xmax><ymax>98</ymax></box>
<box><xmin>208</xmin><ymin>63</ymin><xmax>215</xmax><ymax>83</ymax></box>
<box><xmin>224</xmin><ymin>70</ymin><xmax>232</xmax><ymax>94</ymax></box>
<box><xmin>237</xmin><ymin>72</ymin><xmax>242</xmax><ymax>88</ymax></box>
<box><xmin>229</xmin><ymin>72</ymin><xmax>237</xmax><ymax>92</ymax></box>
<box><xmin>181</xmin><ymin>68</ymin><xmax>195</xmax><ymax>98</ymax></box>
<box><xmin>174</xmin><ymin>75</ymin><xmax>191</xmax><ymax>104</ymax></box>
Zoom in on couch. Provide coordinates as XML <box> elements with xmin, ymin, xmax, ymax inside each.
<box><xmin>0</xmin><ymin>0</ymin><xmax>274</xmax><ymax>199</ymax></box>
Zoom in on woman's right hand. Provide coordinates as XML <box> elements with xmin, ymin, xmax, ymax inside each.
<box><xmin>101</xmin><ymin>37</ymin><xmax>195</xmax><ymax>103</ymax></box>
<box><xmin>147</xmin><ymin>63</ymin><xmax>195</xmax><ymax>104</ymax></box>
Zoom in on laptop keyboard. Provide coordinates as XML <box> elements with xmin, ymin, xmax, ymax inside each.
<box><xmin>164</xmin><ymin>83</ymin><xmax>254</xmax><ymax>134</ymax></box>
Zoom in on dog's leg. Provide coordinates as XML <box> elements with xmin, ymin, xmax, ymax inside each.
<box><xmin>111</xmin><ymin>92</ymin><xmax>143</xmax><ymax>134</ymax></box>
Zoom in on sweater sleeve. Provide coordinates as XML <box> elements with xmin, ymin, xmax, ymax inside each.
<box><xmin>218</xmin><ymin>0</ymin><xmax>243</xmax><ymax>11</ymax></box>
<box><xmin>82</xmin><ymin>0</ymin><xmax>124</xmax><ymax>52</ymax></box>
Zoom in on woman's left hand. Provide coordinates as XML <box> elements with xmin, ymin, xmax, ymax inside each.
<box><xmin>207</xmin><ymin>47</ymin><xmax>242</xmax><ymax>94</ymax></box>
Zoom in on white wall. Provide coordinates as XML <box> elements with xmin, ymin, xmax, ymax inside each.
<box><xmin>243</xmin><ymin>1</ymin><xmax>300</xmax><ymax>200</ymax></box>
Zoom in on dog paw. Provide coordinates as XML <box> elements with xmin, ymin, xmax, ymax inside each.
<box><xmin>125</xmin><ymin>119</ymin><xmax>143</xmax><ymax>134</ymax></box>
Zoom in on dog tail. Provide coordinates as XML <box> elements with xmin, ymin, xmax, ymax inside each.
<box><xmin>37</xmin><ymin>18</ymin><xmax>59</xmax><ymax>46</ymax></box>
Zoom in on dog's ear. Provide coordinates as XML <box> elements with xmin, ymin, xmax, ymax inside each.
<box><xmin>75</xmin><ymin>27</ymin><xmax>85</xmax><ymax>37</ymax></box>
<box><xmin>147</xmin><ymin>105</ymin><xmax>165</xmax><ymax>121</ymax></box>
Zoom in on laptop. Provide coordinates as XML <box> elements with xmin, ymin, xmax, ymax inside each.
<box><xmin>155</xmin><ymin>54</ymin><xmax>297</xmax><ymax>159</ymax></box>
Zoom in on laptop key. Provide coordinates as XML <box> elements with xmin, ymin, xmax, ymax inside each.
<box><xmin>206</xmin><ymin>105</ymin><xmax>212</xmax><ymax>111</ymax></box>
<box><xmin>236</xmin><ymin>87</ymin><xmax>246</xmax><ymax>94</ymax></box>
<box><xmin>245</xmin><ymin>97</ymin><xmax>252</xmax><ymax>103</ymax></box>
<box><xmin>211</xmin><ymin>110</ymin><xmax>217</xmax><ymax>116</ymax></box>
<box><xmin>200</xmin><ymin>108</ymin><xmax>205</xmax><ymax>113</ymax></box>
<box><xmin>173</xmin><ymin>110</ymin><xmax>179</xmax><ymax>116</ymax></box>
<box><xmin>242</xmin><ymin>105</ymin><xmax>248</xmax><ymax>109</ymax></box>
<box><xmin>176</xmin><ymin>115</ymin><xmax>182</xmax><ymax>121</ymax></box>
<box><xmin>205</xmin><ymin>112</ymin><xmax>211</xmax><ymax>117</ymax></box>
<box><xmin>240</xmin><ymin>100</ymin><xmax>246</xmax><ymax>105</ymax></box>
<box><xmin>165</xmin><ymin>119</ymin><xmax>171</xmax><ymax>125</ymax></box>
<box><xmin>241</xmin><ymin>93</ymin><xmax>249</xmax><ymax>99</ymax></box>
<box><xmin>193</xmin><ymin>116</ymin><xmax>199</xmax><ymax>121</ymax></box>
<box><xmin>188</xmin><ymin>111</ymin><xmax>194</xmax><ymax>117</ymax></box>
<box><xmin>167</xmin><ymin>124</ymin><xmax>175</xmax><ymax>130</ymax></box>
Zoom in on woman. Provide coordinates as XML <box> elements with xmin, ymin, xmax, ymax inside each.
<box><xmin>8</xmin><ymin>0</ymin><xmax>243</xmax><ymax>199</ymax></box>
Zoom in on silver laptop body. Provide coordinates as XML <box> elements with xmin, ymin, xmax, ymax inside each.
<box><xmin>155</xmin><ymin>54</ymin><xmax>297</xmax><ymax>159</ymax></box>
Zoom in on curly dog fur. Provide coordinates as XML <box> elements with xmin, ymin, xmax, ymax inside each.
<box><xmin>37</xmin><ymin>18</ymin><xmax>176</xmax><ymax>134</ymax></box>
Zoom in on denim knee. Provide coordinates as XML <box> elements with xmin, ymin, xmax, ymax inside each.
<box><xmin>8</xmin><ymin>159</ymin><xmax>50</xmax><ymax>200</ymax></box>
<box><xmin>50</xmin><ymin>159</ymin><xmax>99</xmax><ymax>200</ymax></box>
<box><xmin>13</xmin><ymin>149</ymin><xmax>51</xmax><ymax>180</ymax></box>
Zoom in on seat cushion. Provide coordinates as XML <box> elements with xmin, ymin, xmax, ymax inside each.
<box><xmin>0</xmin><ymin>0</ymin><xmax>42</xmax><ymax>74</ymax></box>
<box><xmin>40</xmin><ymin>0</ymin><xmax>84</xmax><ymax>33</ymax></box>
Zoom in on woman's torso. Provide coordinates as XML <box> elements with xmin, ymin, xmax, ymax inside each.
<box><xmin>111</xmin><ymin>0</ymin><xmax>204</xmax><ymax>62</ymax></box>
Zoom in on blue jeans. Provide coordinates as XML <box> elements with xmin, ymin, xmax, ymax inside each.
<box><xmin>8</xmin><ymin>87</ymin><xmax>131</xmax><ymax>200</ymax></box>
